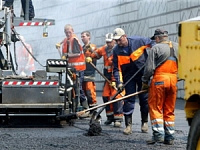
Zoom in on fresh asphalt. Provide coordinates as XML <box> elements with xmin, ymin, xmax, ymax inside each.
<box><xmin>0</xmin><ymin>92</ymin><xmax>189</xmax><ymax>150</ymax></box>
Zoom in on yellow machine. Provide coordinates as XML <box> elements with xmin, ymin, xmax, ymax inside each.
<box><xmin>178</xmin><ymin>16</ymin><xmax>200</xmax><ymax>150</ymax></box>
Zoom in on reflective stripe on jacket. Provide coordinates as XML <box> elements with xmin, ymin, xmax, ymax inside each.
<box><xmin>148</xmin><ymin>54</ymin><xmax>178</xmax><ymax>139</ymax></box>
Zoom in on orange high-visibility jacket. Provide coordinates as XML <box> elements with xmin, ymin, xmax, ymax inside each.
<box><xmin>62</xmin><ymin>34</ymin><xmax>86</xmax><ymax>71</ymax></box>
<box><xmin>113</xmin><ymin>36</ymin><xmax>154</xmax><ymax>85</ymax></box>
<box><xmin>91</xmin><ymin>45</ymin><xmax>115</xmax><ymax>81</ymax></box>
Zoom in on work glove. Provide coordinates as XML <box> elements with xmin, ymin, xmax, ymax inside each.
<box><xmin>85</xmin><ymin>44</ymin><xmax>95</xmax><ymax>52</ymax></box>
<box><xmin>117</xmin><ymin>83</ymin><xmax>123</xmax><ymax>92</ymax></box>
<box><xmin>141</xmin><ymin>82</ymin><xmax>149</xmax><ymax>90</ymax></box>
<box><xmin>110</xmin><ymin>82</ymin><xmax>116</xmax><ymax>88</ymax></box>
<box><xmin>61</xmin><ymin>55</ymin><xmax>66</xmax><ymax>60</ymax></box>
<box><xmin>85</xmin><ymin>44</ymin><xmax>91</xmax><ymax>50</ymax></box>
<box><xmin>56</xmin><ymin>43</ymin><xmax>61</xmax><ymax>49</ymax></box>
<box><xmin>85</xmin><ymin>57</ymin><xmax>92</xmax><ymax>63</ymax></box>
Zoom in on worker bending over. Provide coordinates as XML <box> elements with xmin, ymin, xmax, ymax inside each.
<box><xmin>113</xmin><ymin>28</ymin><xmax>154</xmax><ymax>135</ymax></box>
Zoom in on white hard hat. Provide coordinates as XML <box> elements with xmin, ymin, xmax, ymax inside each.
<box><xmin>105</xmin><ymin>33</ymin><xmax>113</xmax><ymax>42</ymax></box>
<box><xmin>113</xmin><ymin>28</ymin><xmax>125</xmax><ymax>40</ymax></box>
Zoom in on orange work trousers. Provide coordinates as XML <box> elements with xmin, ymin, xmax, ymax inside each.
<box><xmin>148</xmin><ymin>73</ymin><xmax>177</xmax><ymax>140</ymax></box>
<box><xmin>82</xmin><ymin>81</ymin><xmax>97</xmax><ymax>106</ymax></box>
<box><xmin>102</xmin><ymin>81</ymin><xmax>124</xmax><ymax>120</ymax></box>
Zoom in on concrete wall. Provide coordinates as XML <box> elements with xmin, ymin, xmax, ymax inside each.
<box><xmin>12</xmin><ymin>0</ymin><xmax>200</xmax><ymax>98</ymax></box>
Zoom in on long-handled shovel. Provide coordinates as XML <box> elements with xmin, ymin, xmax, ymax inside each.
<box><xmin>56</xmin><ymin>47</ymin><xmax>62</xmax><ymax>58</ymax></box>
<box><xmin>58</xmin><ymin>90</ymin><xmax>147</xmax><ymax>121</ymax></box>
<box><xmin>77</xmin><ymin>90</ymin><xmax>146</xmax><ymax>116</ymax></box>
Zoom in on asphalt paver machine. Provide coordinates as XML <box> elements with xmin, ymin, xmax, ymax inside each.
<box><xmin>0</xmin><ymin>0</ymin><xmax>78</xmax><ymax>126</ymax></box>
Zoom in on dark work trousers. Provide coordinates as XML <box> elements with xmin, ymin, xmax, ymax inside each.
<box><xmin>21</xmin><ymin>0</ymin><xmax>35</xmax><ymax>20</ymax></box>
<box><xmin>123</xmin><ymin>75</ymin><xmax>148</xmax><ymax>117</ymax></box>
<box><xmin>79</xmin><ymin>71</ymin><xmax>87</xmax><ymax>103</ymax></box>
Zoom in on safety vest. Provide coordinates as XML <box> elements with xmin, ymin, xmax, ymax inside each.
<box><xmin>62</xmin><ymin>34</ymin><xmax>86</xmax><ymax>71</ymax></box>
<box><xmin>154</xmin><ymin>41</ymin><xmax>178</xmax><ymax>74</ymax></box>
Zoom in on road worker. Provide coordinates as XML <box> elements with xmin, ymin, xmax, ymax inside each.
<box><xmin>112</xmin><ymin>28</ymin><xmax>154</xmax><ymax>135</ymax></box>
<box><xmin>142</xmin><ymin>29</ymin><xmax>178</xmax><ymax>145</ymax></box>
<box><xmin>86</xmin><ymin>33</ymin><xmax>124</xmax><ymax>127</ymax></box>
<box><xmin>80</xmin><ymin>31</ymin><xmax>97</xmax><ymax>117</ymax></box>
<box><xmin>59</xmin><ymin>24</ymin><xmax>89</xmax><ymax>113</ymax></box>
<box><xmin>16</xmin><ymin>35</ymin><xmax>35</xmax><ymax>76</ymax></box>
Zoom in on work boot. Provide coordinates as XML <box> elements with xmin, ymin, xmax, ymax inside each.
<box><xmin>123</xmin><ymin>126</ymin><xmax>132</xmax><ymax>135</ymax></box>
<box><xmin>164</xmin><ymin>139</ymin><xmax>174</xmax><ymax>145</ymax></box>
<box><xmin>114</xmin><ymin>121</ymin><xmax>121</xmax><ymax>128</ymax></box>
<box><xmin>104</xmin><ymin>119</ymin><xmax>113</xmax><ymax>125</ymax></box>
<box><xmin>146</xmin><ymin>138</ymin><xmax>164</xmax><ymax>145</ymax></box>
<box><xmin>141</xmin><ymin>113</ymin><xmax>148</xmax><ymax>133</ymax></box>
<box><xmin>123</xmin><ymin>114</ymin><xmax>132</xmax><ymax>135</ymax></box>
<box><xmin>141</xmin><ymin>122</ymin><xmax>148</xmax><ymax>133</ymax></box>
<box><xmin>104</xmin><ymin>115</ymin><xmax>114</xmax><ymax>125</ymax></box>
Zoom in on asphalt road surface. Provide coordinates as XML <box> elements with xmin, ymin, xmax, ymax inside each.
<box><xmin>0</xmin><ymin>95</ymin><xmax>189</xmax><ymax>150</ymax></box>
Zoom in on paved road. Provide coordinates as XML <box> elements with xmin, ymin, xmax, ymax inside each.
<box><xmin>0</xmin><ymin>95</ymin><xmax>189</xmax><ymax>150</ymax></box>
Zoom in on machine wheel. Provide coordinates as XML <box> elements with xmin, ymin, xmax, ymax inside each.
<box><xmin>187</xmin><ymin>110</ymin><xmax>200</xmax><ymax>150</ymax></box>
